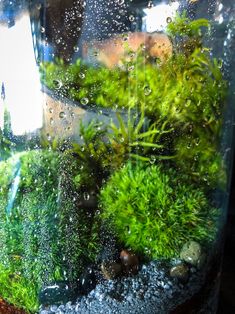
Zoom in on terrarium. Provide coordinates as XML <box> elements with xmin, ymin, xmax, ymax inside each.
<box><xmin>0</xmin><ymin>0</ymin><xmax>234</xmax><ymax>313</ymax></box>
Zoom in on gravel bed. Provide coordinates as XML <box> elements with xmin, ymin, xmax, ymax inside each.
<box><xmin>39</xmin><ymin>259</ymin><xmax>206</xmax><ymax>314</ymax></box>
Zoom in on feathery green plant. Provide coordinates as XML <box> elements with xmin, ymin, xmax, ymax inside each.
<box><xmin>0</xmin><ymin>150</ymin><xmax>100</xmax><ymax>312</ymax></box>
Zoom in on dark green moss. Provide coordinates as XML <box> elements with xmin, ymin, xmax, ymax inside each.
<box><xmin>0</xmin><ymin>150</ymin><xmax>100</xmax><ymax>312</ymax></box>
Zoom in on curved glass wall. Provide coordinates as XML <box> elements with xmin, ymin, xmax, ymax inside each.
<box><xmin>0</xmin><ymin>1</ymin><xmax>234</xmax><ymax>313</ymax></box>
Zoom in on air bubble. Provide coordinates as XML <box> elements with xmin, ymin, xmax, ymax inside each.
<box><xmin>40</xmin><ymin>26</ymin><xmax>45</xmax><ymax>33</ymax></box>
<box><xmin>50</xmin><ymin>118</ymin><xmax>54</xmax><ymax>125</ymax></box>
<box><xmin>73</xmin><ymin>46</ymin><xmax>79</xmax><ymax>52</ymax></box>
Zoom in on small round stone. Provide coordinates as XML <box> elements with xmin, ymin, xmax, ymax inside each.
<box><xmin>101</xmin><ymin>261</ymin><xmax>122</xmax><ymax>280</ymax></box>
<box><xmin>79</xmin><ymin>266</ymin><xmax>97</xmax><ymax>294</ymax></box>
<box><xmin>169</xmin><ymin>263</ymin><xmax>189</xmax><ymax>283</ymax></box>
<box><xmin>120</xmin><ymin>249</ymin><xmax>139</xmax><ymax>275</ymax></box>
<box><xmin>180</xmin><ymin>241</ymin><xmax>203</xmax><ymax>267</ymax></box>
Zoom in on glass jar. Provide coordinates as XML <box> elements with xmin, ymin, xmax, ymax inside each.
<box><xmin>0</xmin><ymin>1</ymin><xmax>234</xmax><ymax>313</ymax></box>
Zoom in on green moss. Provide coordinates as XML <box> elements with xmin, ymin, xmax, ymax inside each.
<box><xmin>0</xmin><ymin>264</ymin><xmax>38</xmax><ymax>313</ymax></box>
<box><xmin>40</xmin><ymin>15</ymin><xmax>227</xmax><ymax>188</ymax></box>
<box><xmin>100</xmin><ymin>163</ymin><xmax>218</xmax><ymax>259</ymax></box>
<box><xmin>0</xmin><ymin>150</ymin><xmax>100</xmax><ymax>312</ymax></box>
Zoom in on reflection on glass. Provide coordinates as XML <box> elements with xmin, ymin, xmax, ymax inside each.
<box><xmin>0</xmin><ymin>1</ymin><xmax>234</xmax><ymax>314</ymax></box>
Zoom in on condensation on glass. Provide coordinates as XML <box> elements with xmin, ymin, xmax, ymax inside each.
<box><xmin>0</xmin><ymin>1</ymin><xmax>234</xmax><ymax>313</ymax></box>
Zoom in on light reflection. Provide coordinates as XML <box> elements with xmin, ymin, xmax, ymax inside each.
<box><xmin>0</xmin><ymin>12</ymin><xmax>43</xmax><ymax>135</ymax></box>
<box><xmin>143</xmin><ymin>2</ymin><xmax>179</xmax><ymax>32</ymax></box>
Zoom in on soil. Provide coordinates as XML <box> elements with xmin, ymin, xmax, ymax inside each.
<box><xmin>0</xmin><ymin>298</ymin><xmax>26</xmax><ymax>314</ymax></box>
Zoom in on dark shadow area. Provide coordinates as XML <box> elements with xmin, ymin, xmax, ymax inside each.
<box><xmin>218</xmin><ymin>166</ymin><xmax>235</xmax><ymax>313</ymax></box>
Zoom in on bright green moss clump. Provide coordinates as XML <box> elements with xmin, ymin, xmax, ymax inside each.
<box><xmin>100</xmin><ymin>162</ymin><xmax>218</xmax><ymax>259</ymax></box>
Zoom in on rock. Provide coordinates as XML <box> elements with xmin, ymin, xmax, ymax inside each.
<box><xmin>120</xmin><ymin>249</ymin><xmax>139</xmax><ymax>275</ymax></box>
<box><xmin>101</xmin><ymin>261</ymin><xmax>122</xmax><ymax>280</ymax></box>
<box><xmin>169</xmin><ymin>263</ymin><xmax>189</xmax><ymax>283</ymax></box>
<box><xmin>39</xmin><ymin>281</ymin><xmax>76</xmax><ymax>305</ymax></box>
<box><xmin>79</xmin><ymin>266</ymin><xmax>97</xmax><ymax>294</ymax></box>
<box><xmin>180</xmin><ymin>241</ymin><xmax>204</xmax><ymax>267</ymax></box>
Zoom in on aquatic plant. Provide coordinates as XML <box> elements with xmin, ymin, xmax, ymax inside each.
<box><xmin>0</xmin><ymin>130</ymin><xmax>11</xmax><ymax>160</ymax></box>
<box><xmin>108</xmin><ymin>109</ymin><xmax>174</xmax><ymax>167</ymax></box>
<box><xmin>40</xmin><ymin>15</ymin><xmax>227</xmax><ymax>188</ymax></box>
<box><xmin>0</xmin><ymin>264</ymin><xmax>38</xmax><ymax>313</ymax></box>
<box><xmin>0</xmin><ymin>150</ymin><xmax>100</xmax><ymax>312</ymax></box>
<box><xmin>100</xmin><ymin>162</ymin><xmax>218</xmax><ymax>259</ymax></box>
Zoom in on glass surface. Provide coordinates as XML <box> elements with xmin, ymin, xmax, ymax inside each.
<box><xmin>0</xmin><ymin>1</ymin><xmax>234</xmax><ymax>313</ymax></box>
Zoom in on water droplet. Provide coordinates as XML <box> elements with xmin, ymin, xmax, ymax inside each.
<box><xmin>149</xmin><ymin>155</ymin><xmax>156</xmax><ymax>164</ymax></box>
<box><xmin>47</xmin><ymin>133</ymin><xmax>51</xmax><ymax>141</ymax></box>
<box><xmin>50</xmin><ymin>117</ymin><xmax>54</xmax><ymax>125</ymax></box>
<box><xmin>81</xmin><ymin>97</ymin><xmax>89</xmax><ymax>105</ymax></box>
<box><xmin>74</xmin><ymin>46</ymin><xmax>79</xmax><ymax>52</ymax></box>
<box><xmin>185</xmin><ymin>99</ymin><xmax>191</xmax><ymax>107</ymax></box>
<box><xmin>147</xmin><ymin>1</ymin><xmax>154</xmax><ymax>9</ymax></box>
<box><xmin>166</xmin><ymin>17</ymin><xmax>172</xmax><ymax>24</ymax></box>
<box><xmin>128</xmin><ymin>65</ymin><xmax>135</xmax><ymax>71</ymax></box>
<box><xmin>118</xmin><ymin>0</ymin><xmax>125</xmax><ymax>5</ymax></box>
<box><xmin>40</xmin><ymin>26</ymin><xmax>45</xmax><ymax>33</ymax></box>
<box><xmin>129</xmin><ymin>15</ymin><xmax>135</xmax><ymax>22</ymax></box>
<box><xmin>59</xmin><ymin>111</ymin><xmax>66</xmax><ymax>119</ymax></box>
<box><xmin>79</xmin><ymin>72</ymin><xmax>85</xmax><ymax>79</ymax></box>
<box><xmin>144</xmin><ymin>86</ymin><xmax>152</xmax><ymax>96</ymax></box>
<box><xmin>141</xmin><ymin>44</ymin><xmax>146</xmax><ymax>51</ymax></box>
<box><xmin>93</xmin><ymin>50</ymin><xmax>99</xmax><ymax>57</ymax></box>
<box><xmin>71</xmin><ymin>112</ymin><xmax>75</xmax><ymax>119</ymax></box>
<box><xmin>83</xmin><ymin>192</ymin><xmax>90</xmax><ymax>201</ymax></box>
<box><xmin>195</xmin><ymin>138</ymin><xmax>200</xmax><ymax>146</ymax></box>
<box><xmin>53</xmin><ymin>80</ymin><xmax>63</xmax><ymax>89</ymax></box>
<box><xmin>122</xmin><ymin>34</ymin><xmax>129</xmax><ymax>41</ymax></box>
<box><xmin>49</xmin><ymin>107</ymin><xmax>53</xmax><ymax>114</ymax></box>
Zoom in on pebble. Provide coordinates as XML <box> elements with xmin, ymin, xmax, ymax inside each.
<box><xmin>79</xmin><ymin>266</ymin><xmax>97</xmax><ymax>294</ymax></box>
<box><xmin>101</xmin><ymin>261</ymin><xmax>122</xmax><ymax>280</ymax></box>
<box><xmin>169</xmin><ymin>263</ymin><xmax>189</xmax><ymax>283</ymax></box>
<box><xmin>39</xmin><ymin>282</ymin><xmax>75</xmax><ymax>305</ymax></box>
<box><xmin>50</xmin><ymin>305</ymin><xmax>58</xmax><ymax>312</ymax></box>
<box><xmin>39</xmin><ymin>257</ymin><xmax>207</xmax><ymax>314</ymax></box>
<box><xmin>120</xmin><ymin>249</ymin><xmax>139</xmax><ymax>275</ymax></box>
<box><xmin>180</xmin><ymin>241</ymin><xmax>204</xmax><ymax>267</ymax></box>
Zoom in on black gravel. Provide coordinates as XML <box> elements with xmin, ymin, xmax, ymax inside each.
<box><xmin>39</xmin><ymin>259</ymin><xmax>207</xmax><ymax>314</ymax></box>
